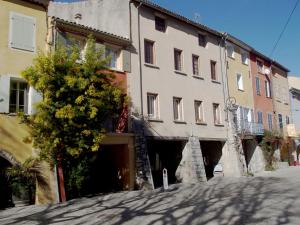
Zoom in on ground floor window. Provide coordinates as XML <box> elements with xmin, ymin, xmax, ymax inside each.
<box><xmin>9</xmin><ymin>79</ymin><xmax>28</xmax><ymax>113</ymax></box>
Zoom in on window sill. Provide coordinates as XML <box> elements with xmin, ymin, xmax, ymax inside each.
<box><xmin>147</xmin><ymin>118</ymin><xmax>164</xmax><ymax>123</ymax></box>
<box><xmin>238</xmin><ymin>88</ymin><xmax>245</xmax><ymax>92</ymax></box>
<box><xmin>174</xmin><ymin>70</ymin><xmax>187</xmax><ymax>76</ymax></box>
<box><xmin>192</xmin><ymin>75</ymin><xmax>204</xmax><ymax>80</ymax></box>
<box><xmin>108</xmin><ymin>68</ymin><xmax>125</xmax><ymax>73</ymax></box>
<box><xmin>228</xmin><ymin>56</ymin><xmax>235</xmax><ymax>60</ymax></box>
<box><xmin>242</xmin><ymin>62</ymin><xmax>249</xmax><ymax>66</ymax></box>
<box><xmin>211</xmin><ymin>80</ymin><xmax>221</xmax><ymax>84</ymax></box>
<box><xmin>174</xmin><ymin>120</ymin><xmax>187</xmax><ymax>124</ymax></box>
<box><xmin>214</xmin><ymin>123</ymin><xmax>224</xmax><ymax>127</ymax></box>
<box><xmin>144</xmin><ymin>63</ymin><xmax>160</xmax><ymax>69</ymax></box>
<box><xmin>196</xmin><ymin>122</ymin><xmax>207</xmax><ymax>126</ymax></box>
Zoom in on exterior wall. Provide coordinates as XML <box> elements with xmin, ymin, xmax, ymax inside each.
<box><xmin>48</xmin><ymin>0</ymin><xmax>130</xmax><ymax>39</ymax></box>
<box><xmin>289</xmin><ymin>76</ymin><xmax>300</xmax><ymax>134</ymax></box>
<box><xmin>130</xmin><ymin>4</ymin><xmax>227</xmax><ymax>140</ymax></box>
<box><xmin>271</xmin><ymin>67</ymin><xmax>291</xmax><ymax>136</ymax></box>
<box><xmin>226</xmin><ymin>44</ymin><xmax>253</xmax><ymax>109</ymax></box>
<box><xmin>250</xmin><ymin>52</ymin><xmax>274</xmax><ymax>131</ymax></box>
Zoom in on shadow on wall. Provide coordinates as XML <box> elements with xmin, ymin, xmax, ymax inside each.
<box><xmin>1</xmin><ymin>175</ymin><xmax>298</xmax><ymax>225</ymax></box>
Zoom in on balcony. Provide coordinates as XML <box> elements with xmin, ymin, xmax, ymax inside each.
<box><xmin>235</xmin><ymin>118</ymin><xmax>264</xmax><ymax>136</ymax></box>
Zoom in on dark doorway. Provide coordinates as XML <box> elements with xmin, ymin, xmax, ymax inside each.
<box><xmin>147</xmin><ymin>139</ymin><xmax>185</xmax><ymax>188</ymax></box>
<box><xmin>0</xmin><ymin>157</ymin><xmax>13</xmax><ymax>209</ymax></box>
<box><xmin>200</xmin><ymin>141</ymin><xmax>223</xmax><ymax>180</ymax></box>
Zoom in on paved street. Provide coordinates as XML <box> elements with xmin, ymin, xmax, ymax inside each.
<box><xmin>1</xmin><ymin>167</ymin><xmax>300</xmax><ymax>225</ymax></box>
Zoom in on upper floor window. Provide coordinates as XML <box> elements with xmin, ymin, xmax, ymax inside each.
<box><xmin>256</xmin><ymin>77</ymin><xmax>261</xmax><ymax>95</ymax></box>
<box><xmin>192</xmin><ymin>55</ymin><xmax>199</xmax><ymax>76</ymax></box>
<box><xmin>286</xmin><ymin>116</ymin><xmax>290</xmax><ymax>125</ymax></box>
<box><xmin>213</xmin><ymin>103</ymin><xmax>221</xmax><ymax>125</ymax></box>
<box><xmin>257</xmin><ymin>111</ymin><xmax>263</xmax><ymax>124</ymax></box>
<box><xmin>236</xmin><ymin>73</ymin><xmax>244</xmax><ymax>91</ymax></box>
<box><xmin>264</xmin><ymin>80</ymin><xmax>271</xmax><ymax>98</ymax></box>
<box><xmin>198</xmin><ymin>33</ymin><xmax>207</xmax><ymax>47</ymax></box>
<box><xmin>144</xmin><ymin>40</ymin><xmax>154</xmax><ymax>64</ymax></box>
<box><xmin>155</xmin><ymin>16</ymin><xmax>166</xmax><ymax>32</ymax></box>
<box><xmin>174</xmin><ymin>49</ymin><xmax>183</xmax><ymax>71</ymax></box>
<box><xmin>105</xmin><ymin>48</ymin><xmax>118</xmax><ymax>69</ymax></box>
<box><xmin>9</xmin><ymin>12</ymin><xmax>36</xmax><ymax>52</ymax></box>
<box><xmin>9</xmin><ymin>79</ymin><xmax>28</xmax><ymax>114</ymax></box>
<box><xmin>194</xmin><ymin>100</ymin><xmax>204</xmax><ymax>123</ymax></box>
<box><xmin>278</xmin><ymin>114</ymin><xmax>283</xmax><ymax>129</ymax></box>
<box><xmin>210</xmin><ymin>60</ymin><xmax>217</xmax><ymax>81</ymax></box>
<box><xmin>173</xmin><ymin>97</ymin><xmax>184</xmax><ymax>121</ymax></box>
<box><xmin>227</xmin><ymin>44</ymin><xmax>234</xmax><ymax>58</ymax></box>
<box><xmin>241</xmin><ymin>51</ymin><xmax>249</xmax><ymax>65</ymax></box>
<box><xmin>147</xmin><ymin>93</ymin><xmax>159</xmax><ymax>119</ymax></box>
<box><xmin>267</xmin><ymin>113</ymin><xmax>273</xmax><ymax>130</ymax></box>
<box><xmin>257</xmin><ymin>60</ymin><xmax>264</xmax><ymax>73</ymax></box>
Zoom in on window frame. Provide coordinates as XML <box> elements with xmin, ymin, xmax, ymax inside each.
<box><xmin>257</xmin><ymin>111</ymin><xmax>263</xmax><ymax>124</ymax></box>
<box><xmin>241</xmin><ymin>51</ymin><xmax>249</xmax><ymax>65</ymax></box>
<box><xmin>105</xmin><ymin>46</ymin><xmax>120</xmax><ymax>70</ymax></box>
<box><xmin>267</xmin><ymin>113</ymin><xmax>273</xmax><ymax>131</ymax></box>
<box><xmin>210</xmin><ymin>60</ymin><xmax>217</xmax><ymax>81</ymax></box>
<box><xmin>147</xmin><ymin>93</ymin><xmax>159</xmax><ymax>119</ymax></box>
<box><xmin>174</xmin><ymin>48</ymin><xmax>183</xmax><ymax>71</ymax></box>
<box><xmin>278</xmin><ymin>113</ymin><xmax>283</xmax><ymax>129</ymax></box>
<box><xmin>213</xmin><ymin>103</ymin><xmax>221</xmax><ymax>125</ymax></box>
<box><xmin>9</xmin><ymin>79</ymin><xmax>29</xmax><ymax>114</ymax></box>
<box><xmin>194</xmin><ymin>100</ymin><xmax>204</xmax><ymax>123</ymax></box>
<box><xmin>173</xmin><ymin>97</ymin><xmax>184</xmax><ymax>121</ymax></box>
<box><xmin>155</xmin><ymin>16</ymin><xmax>166</xmax><ymax>32</ymax></box>
<box><xmin>256</xmin><ymin>76</ymin><xmax>261</xmax><ymax>95</ymax></box>
<box><xmin>227</xmin><ymin>44</ymin><xmax>235</xmax><ymax>59</ymax></box>
<box><xmin>264</xmin><ymin>80</ymin><xmax>271</xmax><ymax>98</ymax></box>
<box><xmin>257</xmin><ymin>60</ymin><xmax>264</xmax><ymax>73</ymax></box>
<box><xmin>144</xmin><ymin>39</ymin><xmax>155</xmax><ymax>65</ymax></box>
<box><xmin>192</xmin><ymin>54</ymin><xmax>200</xmax><ymax>76</ymax></box>
<box><xmin>236</xmin><ymin>73</ymin><xmax>244</xmax><ymax>91</ymax></box>
<box><xmin>198</xmin><ymin>33</ymin><xmax>207</xmax><ymax>48</ymax></box>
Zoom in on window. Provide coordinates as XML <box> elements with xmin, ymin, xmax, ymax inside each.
<box><xmin>257</xmin><ymin>60</ymin><xmax>264</xmax><ymax>73</ymax></box>
<box><xmin>105</xmin><ymin>48</ymin><xmax>118</xmax><ymax>69</ymax></box>
<box><xmin>9</xmin><ymin>12</ymin><xmax>36</xmax><ymax>52</ymax></box>
<box><xmin>278</xmin><ymin>114</ymin><xmax>283</xmax><ymax>129</ymax></box>
<box><xmin>192</xmin><ymin>55</ymin><xmax>199</xmax><ymax>76</ymax></box>
<box><xmin>9</xmin><ymin>80</ymin><xmax>28</xmax><ymax>113</ymax></box>
<box><xmin>173</xmin><ymin>97</ymin><xmax>183</xmax><ymax>121</ymax></box>
<box><xmin>155</xmin><ymin>16</ymin><xmax>166</xmax><ymax>32</ymax></box>
<box><xmin>174</xmin><ymin>49</ymin><xmax>183</xmax><ymax>71</ymax></box>
<box><xmin>241</xmin><ymin>51</ymin><xmax>248</xmax><ymax>65</ymax></box>
<box><xmin>210</xmin><ymin>60</ymin><xmax>217</xmax><ymax>81</ymax></box>
<box><xmin>213</xmin><ymin>103</ymin><xmax>221</xmax><ymax>125</ymax></box>
<box><xmin>286</xmin><ymin>116</ymin><xmax>290</xmax><ymax>125</ymax></box>
<box><xmin>267</xmin><ymin>113</ymin><xmax>273</xmax><ymax>130</ymax></box>
<box><xmin>236</xmin><ymin>73</ymin><xmax>244</xmax><ymax>90</ymax></box>
<box><xmin>198</xmin><ymin>33</ymin><xmax>207</xmax><ymax>47</ymax></box>
<box><xmin>264</xmin><ymin>80</ymin><xmax>271</xmax><ymax>98</ymax></box>
<box><xmin>144</xmin><ymin>40</ymin><xmax>154</xmax><ymax>64</ymax></box>
<box><xmin>227</xmin><ymin>44</ymin><xmax>234</xmax><ymax>58</ymax></box>
<box><xmin>255</xmin><ymin>77</ymin><xmax>261</xmax><ymax>95</ymax></box>
<box><xmin>147</xmin><ymin>93</ymin><xmax>159</xmax><ymax>119</ymax></box>
<box><xmin>257</xmin><ymin>111</ymin><xmax>263</xmax><ymax>124</ymax></box>
<box><xmin>194</xmin><ymin>100</ymin><xmax>204</xmax><ymax>123</ymax></box>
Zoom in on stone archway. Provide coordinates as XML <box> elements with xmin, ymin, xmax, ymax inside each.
<box><xmin>0</xmin><ymin>150</ymin><xmax>19</xmax><ymax>209</ymax></box>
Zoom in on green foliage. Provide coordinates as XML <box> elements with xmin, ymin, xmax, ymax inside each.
<box><xmin>21</xmin><ymin>36</ymin><xmax>126</xmax><ymax>164</ymax></box>
<box><xmin>259</xmin><ymin>130</ymin><xmax>283</xmax><ymax>171</ymax></box>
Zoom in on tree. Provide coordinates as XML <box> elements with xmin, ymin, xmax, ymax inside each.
<box><xmin>21</xmin><ymin>36</ymin><xmax>126</xmax><ymax>164</ymax></box>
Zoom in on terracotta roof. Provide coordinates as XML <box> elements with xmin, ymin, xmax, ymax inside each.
<box><xmin>23</xmin><ymin>0</ymin><xmax>49</xmax><ymax>7</ymax></box>
<box><xmin>52</xmin><ymin>17</ymin><xmax>131</xmax><ymax>46</ymax></box>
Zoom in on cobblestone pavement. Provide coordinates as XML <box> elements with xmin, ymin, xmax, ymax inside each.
<box><xmin>1</xmin><ymin>167</ymin><xmax>300</xmax><ymax>225</ymax></box>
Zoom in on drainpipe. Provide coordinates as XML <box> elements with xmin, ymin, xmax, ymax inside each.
<box><xmin>137</xmin><ymin>2</ymin><xmax>144</xmax><ymax>117</ymax></box>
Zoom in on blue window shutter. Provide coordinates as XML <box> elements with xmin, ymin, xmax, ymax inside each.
<box><xmin>10</xmin><ymin>12</ymin><xmax>35</xmax><ymax>52</ymax></box>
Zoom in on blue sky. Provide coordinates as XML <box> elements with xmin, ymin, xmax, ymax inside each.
<box><xmin>55</xmin><ymin>0</ymin><xmax>299</xmax><ymax>75</ymax></box>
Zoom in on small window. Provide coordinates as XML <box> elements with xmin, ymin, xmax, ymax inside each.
<box><xmin>213</xmin><ymin>103</ymin><xmax>221</xmax><ymax>125</ymax></box>
<box><xmin>257</xmin><ymin>111</ymin><xmax>263</xmax><ymax>124</ymax></box>
<box><xmin>286</xmin><ymin>116</ymin><xmax>290</xmax><ymax>125</ymax></box>
<box><xmin>173</xmin><ymin>97</ymin><xmax>183</xmax><ymax>121</ymax></box>
<box><xmin>236</xmin><ymin>73</ymin><xmax>244</xmax><ymax>90</ymax></box>
<box><xmin>256</xmin><ymin>77</ymin><xmax>261</xmax><ymax>95</ymax></box>
<box><xmin>9</xmin><ymin>12</ymin><xmax>36</xmax><ymax>52</ymax></box>
<box><xmin>144</xmin><ymin>40</ymin><xmax>154</xmax><ymax>64</ymax></box>
<box><xmin>257</xmin><ymin>60</ymin><xmax>264</xmax><ymax>73</ymax></box>
<box><xmin>147</xmin><ymin>93</ymin><xmax>159</xmax><ymax>119</ymax></box>
<box><xmin>267</xmin><ymin>113</ymin><xmax>273</xmax><ymax>130</ymax></box>
<box><xmin>227</xmin><ymin>44</ymin><xmax>234</xmax><ymax>58</ymax></box>
<box><xmin>278</xmin><ymin>114</ymin><xmax>283</xmax><ymax>129</ymax></box>
<box><xmin>210</xmin><ymin>60</ymin><xmax>217</xmax><ymax>81</ymax></box>
<box><xmin>194</xmin><ymin>100</ymin><xmax>204</xmax><ymax>123</ymax></box>
<box><xmin>9</xmin><ymin>80</ymin><xmax>28</xmax><ymax>113</ymax></box>
<box><xmin>192</xmin><ymin>55</ymin><xmax>199</xmax><ymax>76</ymax></box>
<box><xmin>241</xmin><ymin>51</ymin><xmax>248</xmax><ymax>65</ymax></box>
<box><xmin>174</xmin><ymin>49</ymin><xmax>183</xmax><ymax>71</ymax></box>
<box><xmin>155</xmin><ymin>16</ymin><xmax>166</xmax><ymax>32</ymax></box>
<box><xmin>198</xmin><ymin>33</ymin><xmax>207</xmax><ymax>47</ymax></box>
<box><xmin>264</xmin><ymin>80</ymin><xmax>271</xmax><ymax>98</ymax></box>
<box><xmin>105</xmin><ymin>48</ymin><xmax>118</xmax><ymax>69</ymax></box>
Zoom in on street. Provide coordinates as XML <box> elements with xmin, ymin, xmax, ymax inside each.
<box><xmin>1</xmin><ymin>167</ymin><xmax>300</xmax><ymax>225</ymax></box>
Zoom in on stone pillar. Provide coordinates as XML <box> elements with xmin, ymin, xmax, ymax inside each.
<box><xmin>176</xmin><ymin>136</ymin><xmax>207</xmax><ymax>183</ymax></box>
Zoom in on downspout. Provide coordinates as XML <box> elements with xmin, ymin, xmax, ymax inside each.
<box><xmin>137</xmin><ymin>2</ymin><xmax>144</xmax><ymax>117</ymax></box>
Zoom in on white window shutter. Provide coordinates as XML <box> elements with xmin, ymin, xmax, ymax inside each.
<box><xmin>0</xmin><ymin>75</ymin><xmax>10</xmax><ymax>113</ymax></box>
<box><xmin>28</xmin><ymin>86</ymin><xmax>42</xmax><ymax>115</ymax></box>
<box><xmin>10</xmin><ymin>12</ymin><xmax>35</xmax><ymax>52</ymax></box>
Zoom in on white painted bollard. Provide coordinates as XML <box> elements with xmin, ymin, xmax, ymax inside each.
<box><xmin>163</xmin><ymin>168</ymin><xmax>169</xmax><ymax>190</ymax></box>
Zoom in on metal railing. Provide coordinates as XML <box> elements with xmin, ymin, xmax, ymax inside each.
<box><xmin>235</xmin><ymin>119</ymin><xmax>264</xmax><ymax>136</ymax></box>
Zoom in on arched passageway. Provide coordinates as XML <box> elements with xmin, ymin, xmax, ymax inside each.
<box><xmin>0</xmin><ymin>156</ymin><xmax>13</xmax><ymax>209</ymax></box>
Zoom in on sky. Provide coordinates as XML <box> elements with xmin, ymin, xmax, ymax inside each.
<box><xmin>150</xmin><ymin>0</ymin><xmax>300</xmax><ymax>76</ymax></box>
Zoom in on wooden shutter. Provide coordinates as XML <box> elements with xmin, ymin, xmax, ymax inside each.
<box><xmin>0</xmin><ymin>75</ymin><xmax>10</xmax><ymax>113</ymax></box>
<box><xmin>122</xmin><ymin>50</ymin><xmax>131</xmax><ymax>72</ymax></box>
<box><xmin>10</xmin><ymin>12</ymin><xmax>35</xmax><ymax>52</ymax></box>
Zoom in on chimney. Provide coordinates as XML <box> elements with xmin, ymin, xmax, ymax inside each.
<box><xmin>74</xmin><ymin>13</ymin><xmax>82</xmax><ymax>24</ymax></box>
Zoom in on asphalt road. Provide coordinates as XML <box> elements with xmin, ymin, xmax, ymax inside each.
<box><xmin>1</xmin><ymin>167</ymin><xmax>300</xmax><ymax>225</ymax></box>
